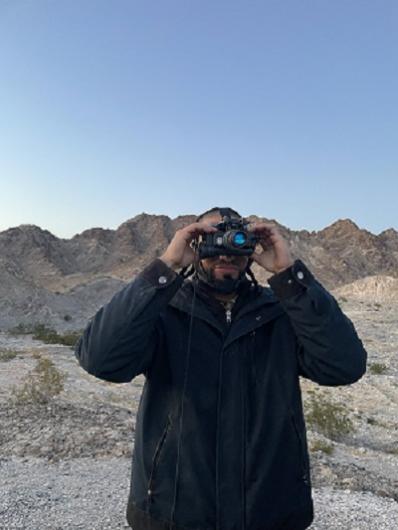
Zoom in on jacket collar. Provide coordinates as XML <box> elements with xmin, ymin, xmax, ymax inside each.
<box><xmin>169</xmin><ymin>277</ymin><xmax>284</xmax><ymax>345</ymax></box>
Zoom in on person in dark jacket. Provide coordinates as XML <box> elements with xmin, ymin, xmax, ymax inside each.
<box><xmin>74</xmin><ymin>206</ymin><xmax>367</xmax><ymax>530</ymax></box>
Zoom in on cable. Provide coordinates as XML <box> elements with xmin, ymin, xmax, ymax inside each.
<box><xmin>169</xmin><ymin>248</ymin><xmax>199</xmax><ymax>529</ymax></box>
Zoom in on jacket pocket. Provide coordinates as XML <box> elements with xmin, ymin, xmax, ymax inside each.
<box><xmin>147</xmin><ymin>416</ymin><xmax>171</xmax><ymax>501</ymax></box>
<box><xmin>290</xmin><ymin>411</ymin><xmax>310</xmax><ymax>487</ymax></box>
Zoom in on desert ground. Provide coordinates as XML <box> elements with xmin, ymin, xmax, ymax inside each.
<box><xmin>1</xmin><ymin>297</ymin><xmax>397</xmax><ymax>529</ymax></box>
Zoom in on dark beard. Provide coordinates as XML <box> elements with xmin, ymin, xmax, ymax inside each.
<box><xmin>200</xmin><ymin>269</ymin><xmax>243</xmax><ymax>294</ymax></box>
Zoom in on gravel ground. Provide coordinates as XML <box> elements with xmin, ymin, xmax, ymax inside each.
<box><xmin>1</xmin><ymin>316</ymin><xmax>397</xmax><ymax>530</ymax></box>
<box><xmin>1</xmin><ymin>456</ymin><xmax>398</xmax><ymax>530</ymax></box>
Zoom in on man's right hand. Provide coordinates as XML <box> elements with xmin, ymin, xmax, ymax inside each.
<box><xmin>159</xmin><ymin>222</ymin><xmax>218</xmax><ymax>271</ymax></box>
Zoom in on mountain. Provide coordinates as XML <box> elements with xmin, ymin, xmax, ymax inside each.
<box><xmin>0</xmin><ymin>214</ymin><xmax>396</xmax><ymax>331</ymax></box>
<box><xmin>334</xmin><ymin>275</ymin><xmax>398</xmax><ymax>303</ymax></box>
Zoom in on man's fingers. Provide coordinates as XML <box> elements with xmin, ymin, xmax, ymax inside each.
<box><xmin>248</xmin><ymin>222</ymin><xmax>278</xmax><ymax>234</ymax></box>
<box><xmin>188</xmin><ymin>222</ymin><xmax>217</xmax><ymax>233</ymax></box>
<box><xmin>252</xmin><ymin>227</ymin><xmax>281</xmax><ymax>243</ymax></box>
<box><xmin>250</xmin><ymin>252</ymin><xmax>259</xmax><ymax>262</ymax></box>
<box><xmin>182</xmin><ymin>222</ymin><xmax>217</xmax><ymax>241</ymax></box>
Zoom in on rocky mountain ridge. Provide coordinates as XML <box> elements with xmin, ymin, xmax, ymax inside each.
<box><xmin>0</xmin><ymin>213</ymin><xmax>397</xmax><ymax>331</ymax></box>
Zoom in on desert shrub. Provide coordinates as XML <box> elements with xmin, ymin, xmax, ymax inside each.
<box><xmin>305</xmin><ymin>394</ymin><xmax>354</xmax><ymax>441</ymax></box>
<box><xmin>10</xmin><ymin>354</ymin><xmax>67</xmax><ymax>405</ymax></box>
<box><xmin>339</xmin><ymin>297</ymin><xmax>348</xmax><ymax>303</ymax></box>
<box><xmin>310</xmin><ymin>440</ymin><xmax>334</xmax><ymax>455</ymax></box>
<box><xmin>31</xmin><ymin>323</ymin><xmax>59</xmax><ymax>342</ymax></box>
<box><xmin>8</xmin><ymin>323</ymin><xmax>34</xmax><ymax>335</ymax></box>
<box><xmin>58</xmin><ymin>331</ymin><xmax>82</xmax><ymax>347</ymax></box>
<box><xmin>32</xmin><ymin>324</ymin><xmax>82</xmax><ymax>347</ymax></box>
<box><xmin>0</xmin><ymin>349</ymin><xmax>18</xmax><ymax>362</ymax></box>
<box><xmin>369</xmin><ymin>362</ymin><xmax>388</xmax><ymax>375</ymax></box>
<box><xmin>63</xmin><ymin>314</ymin><xmax>72</xmax><ymax>321</ymax></box>
<box><xmin>8</xmin><ymin>322</ymin><xmax>81</xmax><ymax>348</ymax></box>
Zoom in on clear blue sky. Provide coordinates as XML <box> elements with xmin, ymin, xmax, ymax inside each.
<box><xmin>0</xmin><ymin>0</ymin><xmax>396</xmax><ymax>239</ymax></box>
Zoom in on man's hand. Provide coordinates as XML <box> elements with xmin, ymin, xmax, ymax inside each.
<box><xmin>159</xmin><ymin>222</ymin><xmax>218</xmax><ymax>271</ymax></box>
<box><xmin>247</xmin><ymin>222</ymin><xmax>294</xmax><ymax>274</ymax></box>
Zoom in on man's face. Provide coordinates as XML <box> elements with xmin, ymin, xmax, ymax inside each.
<box><xmin>198</xmin><ymin>213</ymin><xmax>250</xmax><ymax>282</ymax></box>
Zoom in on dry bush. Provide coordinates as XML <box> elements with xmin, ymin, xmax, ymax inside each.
<box><xmin>10</xmin><ymin>354</ymin><xmax>67</xmax><ymax>406</ymax></box>
<box><xmin>310</xmin><ymin>439</ymin><xmax>334</xmax><ymax>455</ymax></box>
<box><xmin>0</xmin><ymin>349</ymin><xmax>18</xmax><ymax>362</ymax></box>
<box><xmin>368</xmin><ymin>362</ymin><xmax>388</xmax><ymax>375</ymax></box>
<box><xmin>305</xmin><ymin>394</ymin><xmax>354</xmax><ymax>441</ymax></box>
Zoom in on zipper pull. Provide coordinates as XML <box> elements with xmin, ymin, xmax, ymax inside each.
<box><xmin>226</xmin><ymin>309</ymin><xmax>232</xmax><ymax>323</ymax></box>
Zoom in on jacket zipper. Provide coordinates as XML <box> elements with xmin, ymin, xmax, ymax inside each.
<box><xmin>290</xmin><ymin>411</ymin><xmax>310</xmax><ymax>486</ymax></box>
<box><xmin>220</xmin><ymin>296</ymin><xmax>236</xmax><ymax>325</ymax></box>
<box><xmin>147</xmin><ymin>418</ymin><xmax>171</xmax><ymax>501</ymax></box>
<box><xmin>226</xmin><ymin>309</ymin><xmax>232</xmax><ymax>324</ymax></box>
<box><xmin>249</xmin><ymin>331</ymin><xmax>258</xmax><ymax>388</ymax></box>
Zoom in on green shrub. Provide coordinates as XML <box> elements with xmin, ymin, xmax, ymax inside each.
<box><xmin>310</xmin><ymin>440</ymin><xmax>334</xmax><ymax>455</ymax></box>
<box><xmin>10</xmin><ymin>354</ymin><xmax>67</xmax><ymax>405</ymax></box>
<box><xmin>305</xmin><ymin>395</ymin><xmax>354</xmax><ymax>441</ymax></box>
<box><xmin>57</xmin><ymin>331</ymin><xmax>82</xmax><ymax>347</ymax></box>
<box><xmin>8</xmin><ymin>323</ymin><xmax>34</xmax><ymax>335</ymax></box>
<box><xmin>32</xmin><ymin>324</ymin><xmax>82</xmax><ymax>347</ymax></box>
<box><xmin>9</xmin><ymin>322</ymin><xmax>81</xmax><ymax>348</ymax></box>
<box><xmin>369</xmin><ymin>362</ymin><xmax>388</xmax><ymax>375</ymax></box>
<box><xmin>0</xmin><ymin>349</ymin><xmax>18</xmax><ymax>362</ymax></box>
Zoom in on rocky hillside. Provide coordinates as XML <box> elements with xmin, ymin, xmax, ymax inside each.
<box><xmin>0</xmin><ymin>213</ymin><xmax>397</xmax><ymax>331</ymax></box>
<box><xmin>334</xmin><ymin>276</ymin><xmax>398</xmax><ymax>304</ymax></box>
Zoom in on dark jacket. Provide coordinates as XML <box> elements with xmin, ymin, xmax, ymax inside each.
<box><xmin>74</xmin><ymin>258</ymin><xmax>367</xmax><ymax>530</ymax></box>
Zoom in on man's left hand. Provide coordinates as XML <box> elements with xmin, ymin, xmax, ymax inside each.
<box><xmin>247</xmin><ymin>222</ymin><xmax>294</xmax><ymax>274</ymax></box>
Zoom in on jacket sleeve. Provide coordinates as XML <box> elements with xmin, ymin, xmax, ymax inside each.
<box><xmin>267</xmin><ymin>259</ymin><xmax>367</xmax><ymax>386</ymax></box>
<box><xmin>74</xmin><ymin>258</ymin><xmax>184</xmax><ymax>383</ymax></box>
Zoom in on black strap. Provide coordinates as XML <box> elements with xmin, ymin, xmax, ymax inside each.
<box><xmin>179</xmin><ymin>265</ymin><xmax>194</xmax><ymax>279</ymax></box>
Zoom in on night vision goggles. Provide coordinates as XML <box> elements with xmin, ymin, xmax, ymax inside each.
<box><xmin>194</xmin><ymin>209</ymin><xmax>260</xmax><ymax>259</ymax></box>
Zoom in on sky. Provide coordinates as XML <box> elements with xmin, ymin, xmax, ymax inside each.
<box><xmin>0</xmin><ymin>0</ymin><xmax>397</xmax><ymax>239</ymax></box>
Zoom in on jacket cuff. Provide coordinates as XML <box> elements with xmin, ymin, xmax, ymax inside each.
<box><xmin>267</xmin><ymin>259</ymin><xmax>315</xmax><ymax>300</ymax></box>
<box><xmin>139</xmin><ymin>258</ymin><xmax>183</xmax><ymax>289</ymax></box>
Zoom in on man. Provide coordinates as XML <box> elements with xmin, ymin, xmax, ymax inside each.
<box><xmin>74</xmin><ymin>206</ymin><xmax>367</xmax><ymax>530</ymax></box>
